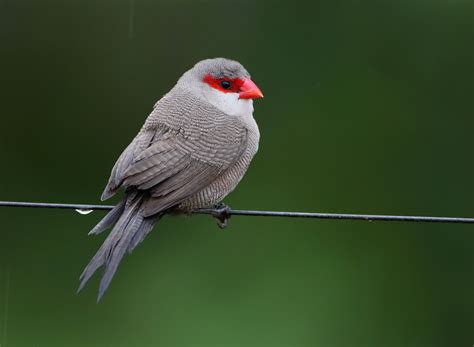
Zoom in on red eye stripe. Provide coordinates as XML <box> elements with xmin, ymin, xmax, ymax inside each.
<box><xmin>203</xmin><ymin>74</ymin><xmax>244</xmax><ymax>93</ymax></box>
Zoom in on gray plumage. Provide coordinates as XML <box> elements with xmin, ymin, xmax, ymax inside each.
<box><xmin>78</xmin><ymin>58</ymin><xmax>261</xmax><ymax>301</ymax></box>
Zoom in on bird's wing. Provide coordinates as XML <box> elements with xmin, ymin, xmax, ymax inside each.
<box><xmin>100</xmin><ymin>127</ymin><xmax>168</xmax><ymax>201</ymax></box>
<box><xmin>101</xmin><ymin>92</ymin><xmax>248</xmax><ymax>216</ymax></box>
<box><xmin>124</xmin><ymin>124</ymin><xmax>247</xmax><ymax>216</ymax></box>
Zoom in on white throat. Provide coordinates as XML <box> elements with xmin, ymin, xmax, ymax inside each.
<box><xmin>202</xmin><ymin>87</ymin><xmax>254</xmax><ymax>119</ymax></box>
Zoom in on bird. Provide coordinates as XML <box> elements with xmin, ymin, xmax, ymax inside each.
<box><xmin>77</xmin><ymin>58</ymin><xmax>263</xmax><ymax>301</ymax></box>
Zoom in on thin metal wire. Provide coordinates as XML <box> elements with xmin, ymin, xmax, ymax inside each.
<box><xmin>0</xmin><ymin>200</ymin><xmax>473</xmax><ymax>224</ymax></box>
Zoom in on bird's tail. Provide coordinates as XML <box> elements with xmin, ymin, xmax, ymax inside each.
<box><xmin>78</xmin><ymin>192</ymin><xmax>160</xmax><ymax>301</ymax></box>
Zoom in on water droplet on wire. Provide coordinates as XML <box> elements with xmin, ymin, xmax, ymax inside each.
<box><xmin>75</xmin><ymin>209</ymin><xmax>93</xmax><ymax>215</ymax></box>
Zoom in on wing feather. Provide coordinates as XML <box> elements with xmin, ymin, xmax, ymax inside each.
<box><xmin>101</xmin><ymin>129</ymin><xmax>160</xmax><ymax>200</ymax></box>
<box><xmin>143</xmin><ymin>161</ymin><xmax>221</xmax><ymax>216</ymax></box>
<box><xmin>100</xmin><ymin>90</ymin><xmax>249</xmax><ymax>215</ymax></box>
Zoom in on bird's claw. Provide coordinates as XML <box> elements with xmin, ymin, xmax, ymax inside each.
<box><xmin>211</xmin><ymin>203</ymin><xmax>231</xmax><ymax>229</ymax></box>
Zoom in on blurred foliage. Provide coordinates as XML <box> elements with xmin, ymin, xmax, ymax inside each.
<box><xmin>0</xmin><ymin>0</ymin><xmax>473</xmax><ymax>346</ymax></box>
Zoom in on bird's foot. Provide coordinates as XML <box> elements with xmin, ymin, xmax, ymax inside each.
<box><xmin>211</xmin><ymin>203</ymin><xmax>231</xmax><ymax>229</ymax></box>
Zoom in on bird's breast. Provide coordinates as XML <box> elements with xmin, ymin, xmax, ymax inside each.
<box><xmin>180</xmin><ymin>125</ymin><xmax>259</xmax><ymax>210</ymax></box>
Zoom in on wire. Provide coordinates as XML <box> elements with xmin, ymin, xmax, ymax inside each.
<box><xmin>0</xmin><ymin>200</ymin><xmax>473</xmax><ymax>224</ymax></box>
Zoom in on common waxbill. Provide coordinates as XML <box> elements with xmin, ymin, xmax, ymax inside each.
<box><xmin>78</xmin><ymin>58</ymin><xmax>263</xmax><ymax>300</ymax></box>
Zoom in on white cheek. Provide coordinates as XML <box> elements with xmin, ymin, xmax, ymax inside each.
<box><xmin>220</xmin><ymin>93</ymin><xmax>254</xmax><ymax>116</ymax></box>
<box><xmin>204</xmin><ymin>88</ymin><xmax>254</xmax><ymax>118</ymax></box>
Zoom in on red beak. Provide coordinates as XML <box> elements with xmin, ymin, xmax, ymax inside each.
<box><xmin>239</xmin><ymin>78</ymin><xmax>264</xmax><ymax>99</ymax></box>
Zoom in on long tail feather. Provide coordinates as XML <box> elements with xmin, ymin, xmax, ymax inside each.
<box><xmin>97</xmin><ymin>211</ymin><xmax>143</xmax><ymax>301</ymax></box>
<box><xmin>128</xmin><ymin>215</ymin><xmax>160</xmax><ymax>253</ymax></box>
<box><xmin>88</xmin><ymin>199</ymin><xmax>126</xmax><ymax>235</ymax></box>
<box><xmin>78</xmin><ymin>193</ymin><xmax>158</xmax><ymax>301</ymax></box>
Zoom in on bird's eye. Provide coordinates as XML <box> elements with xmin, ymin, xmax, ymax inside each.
<box><xmin>220</xmin><ymin>80</ymin><xmax>231</xmax><ymax>89</ymax></box>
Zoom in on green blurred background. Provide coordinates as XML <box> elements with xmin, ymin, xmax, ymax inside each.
<box><xmin>0</xmin><ymin>0</ymin><xmax>473</xmax><ymax>346</ymax></box>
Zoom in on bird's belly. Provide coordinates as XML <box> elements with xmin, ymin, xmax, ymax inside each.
<box><xmin>179</xmin><ymin>144</ymin><xmax>257</xmax><ymax>210</ymax></box>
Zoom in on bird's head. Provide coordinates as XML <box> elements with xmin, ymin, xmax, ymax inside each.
<box><xmin>178</xmin><ymin>58</ymin><xmax>263</xmax><ymax>116</ymax></box>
